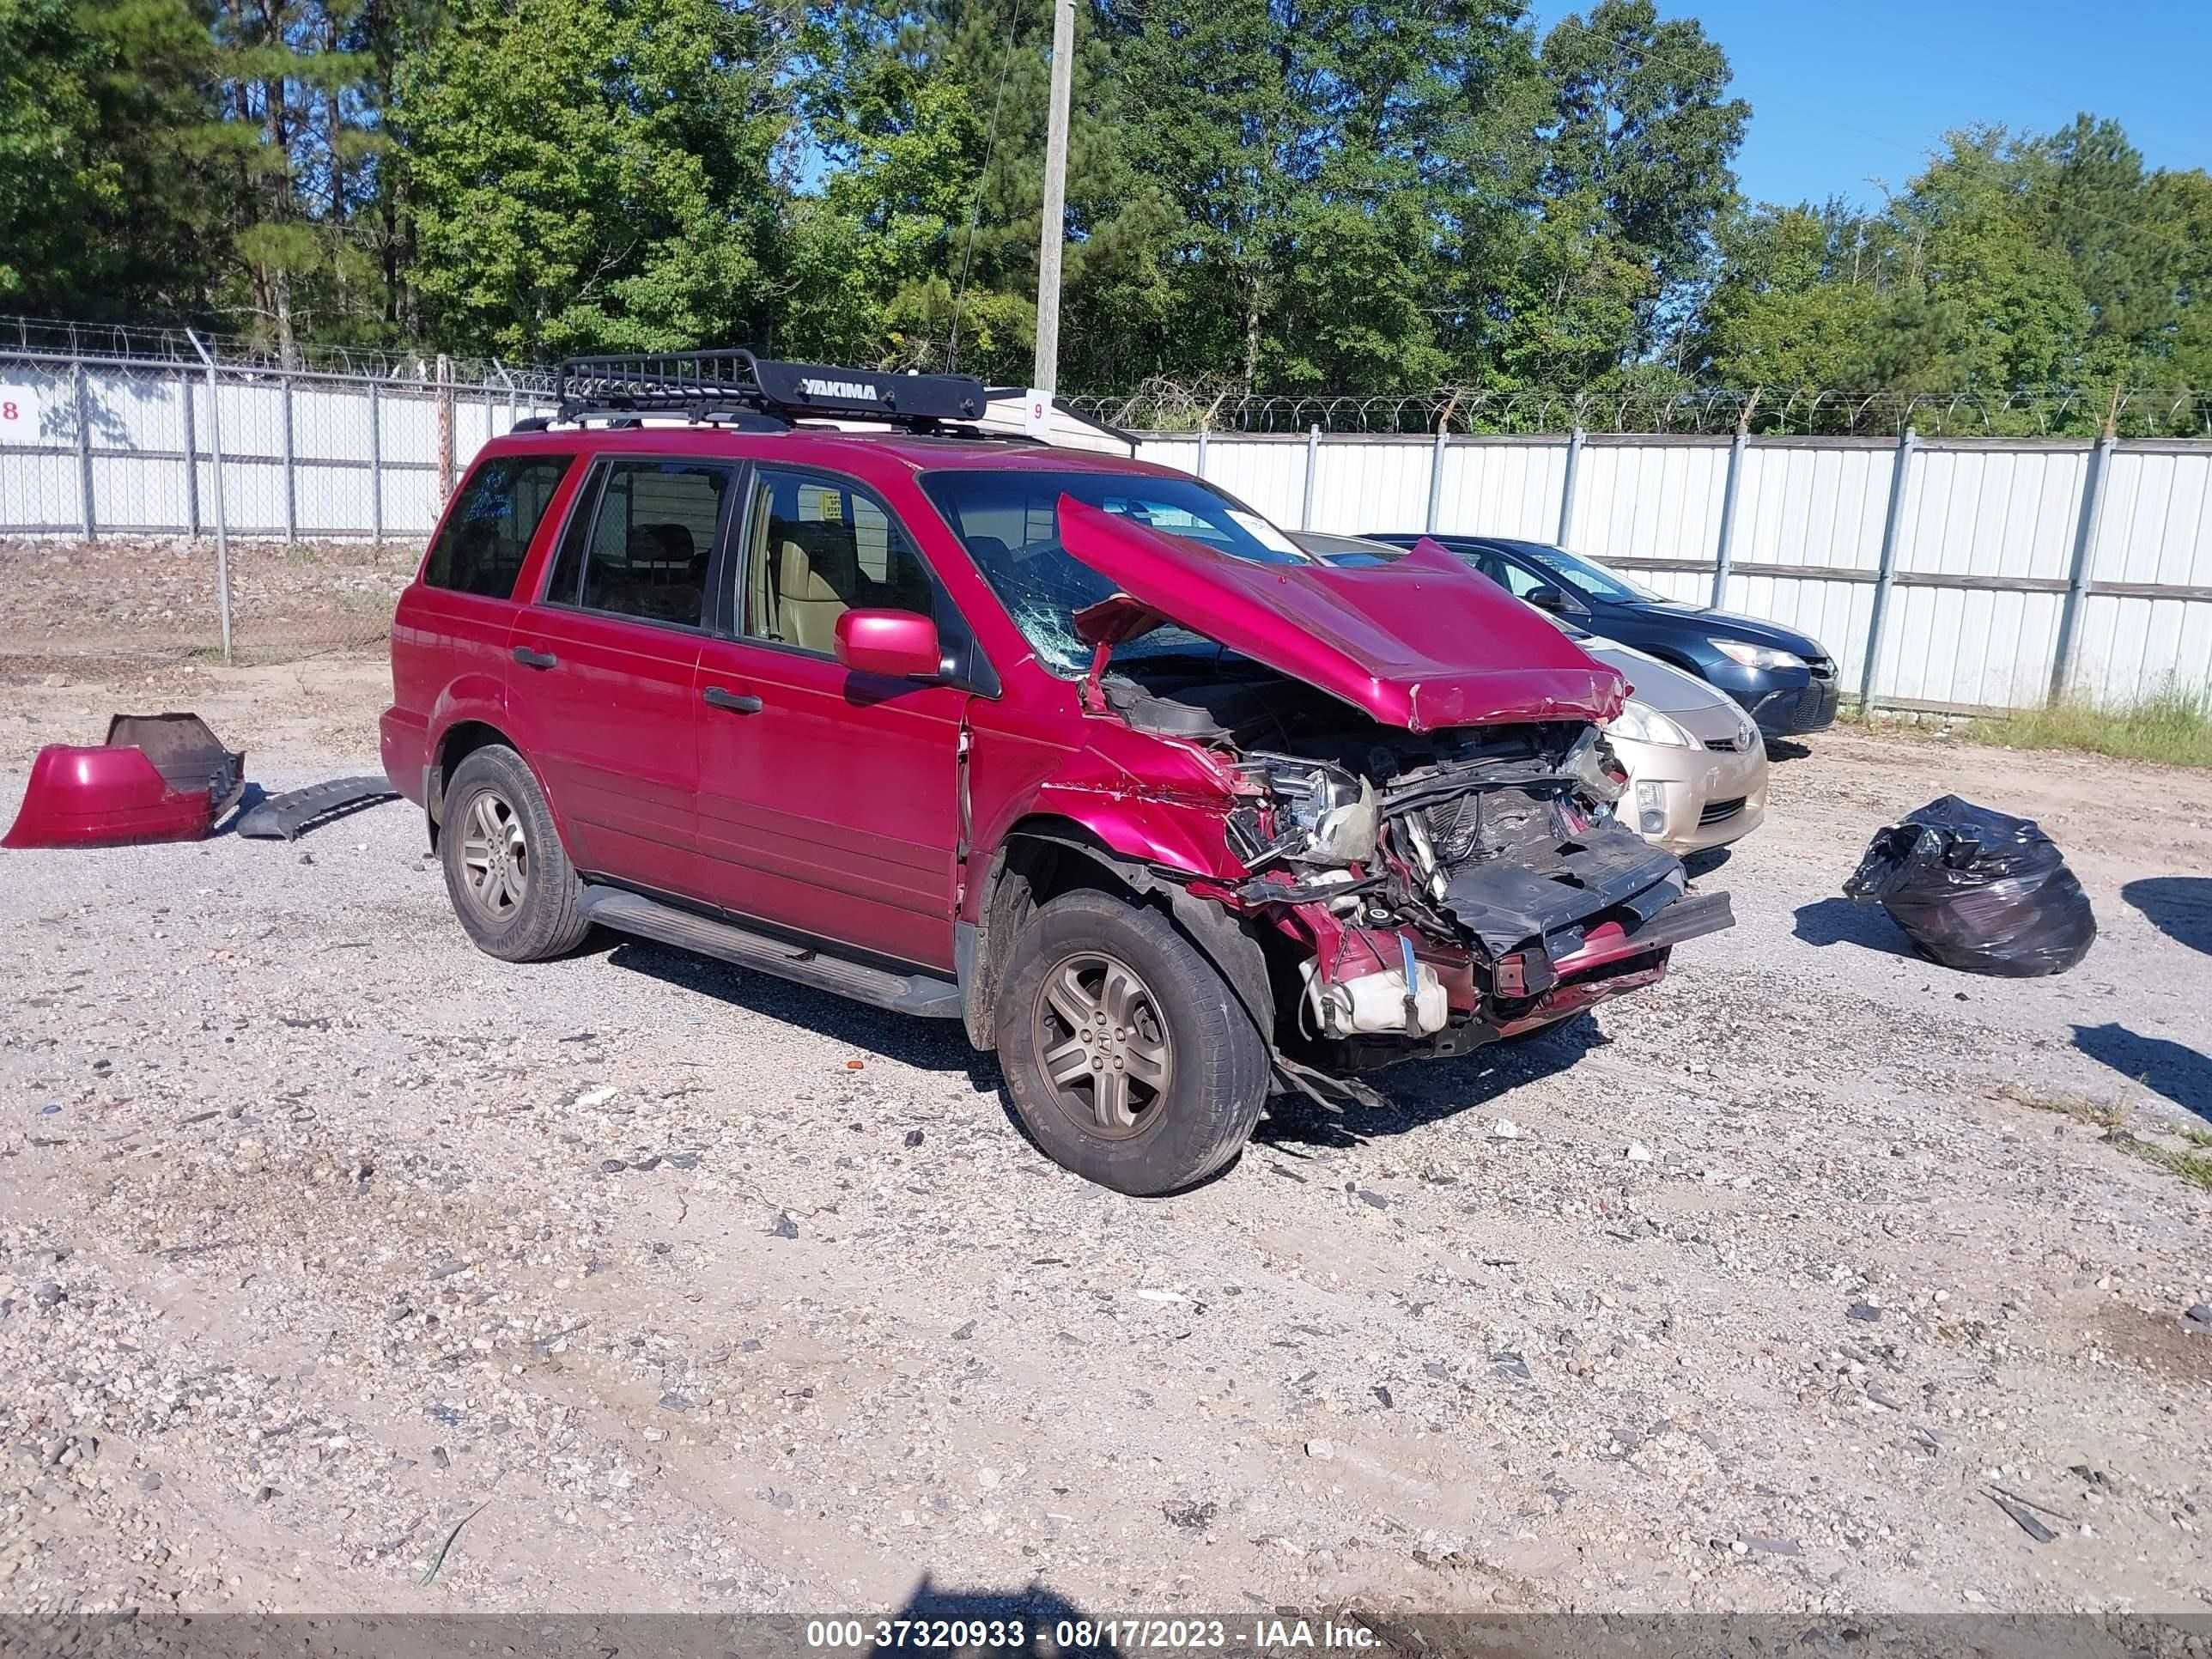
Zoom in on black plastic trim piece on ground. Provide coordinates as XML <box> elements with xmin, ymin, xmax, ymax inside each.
<box><xmin>236</xmin><ymin>775</ymin><xmax>399</xmax><ymax>841</ymax></box>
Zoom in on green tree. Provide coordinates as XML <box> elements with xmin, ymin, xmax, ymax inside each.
<box><xmin>393</xmin><ymin>0</ymin><xmax>790</xmax><ymax>357</ymax></box>
<box><xmin>1109</xmin><ymin>0</ymin><xmax>1545</xmax><ymax>391</ymax></box>
<box><xmin>1533</xmin><ymin>0</ymin><xmax>1748</xmax><ymax>364</ymax></box>
<box><xmin>0</xmin><ymin>0</ymin><xmax>220</xmax><ymax>319</ymax></box>
<box><xmin>782</xmin><ymin>0</ymin><xmax>1168</xmax><ymax>386</ymax></box>
<box><xmin>1694</xmin><ymin>202</ymin><xmax>1886</xmax><ymax>388</ymax></box>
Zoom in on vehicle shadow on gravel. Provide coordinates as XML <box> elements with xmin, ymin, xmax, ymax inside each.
<box><xmin>2074</xmin><ymin>1020</ymin><xmax>2212</xmax><ymax>1125</ymax></box>
<box><xmin>1681</xmin><ymin>845</ymin><xmax>1733</xmax><ymax>879</ymax></box>
<box><xmin>605</xmin><ymin>939</ymin><xmax>1001</xmax><ymax>1093</ymax></box>
<box><xmin>1254</xmin><ymin>1016</ymin><xmax>1607</xmax><ymax>1152</ymax></box>
<box><xmin>2123</xmin><ymin>876</ymin><xmax>2212</xmax><ymax>957</ymax></box>
<box><xmin>1791</xmin><ymin>894</ymin><xmax>1911</xmax><ymax>956</ymax></box>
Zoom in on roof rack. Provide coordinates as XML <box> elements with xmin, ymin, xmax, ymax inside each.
<box><xmin>555</xmin><ymin>349</ymin><xmax>990</xmax><ymax>432</ymax></box>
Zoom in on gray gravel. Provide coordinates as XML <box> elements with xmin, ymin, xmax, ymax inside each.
<box><xmin>2</xmin><ymin>665</ymin><xmax>2209</xmax><ymax>1616</ymax></box>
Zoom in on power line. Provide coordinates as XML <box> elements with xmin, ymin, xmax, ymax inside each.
<box><xmin>947</xmin><ymin>1</ymin><xmax>1028</xmax><ymax>374</ymax></box>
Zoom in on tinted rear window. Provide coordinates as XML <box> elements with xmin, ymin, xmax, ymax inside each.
<box><xmin>422</xmin><ymin>455</ymin><xmax>574</xmax><ymax>599</ymax></box>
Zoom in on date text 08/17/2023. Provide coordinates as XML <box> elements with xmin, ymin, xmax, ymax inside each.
<box><xmin>803</xmin><ymin>1616</ymin><xmax>1382</xmax><ymax>1651</ymax></box>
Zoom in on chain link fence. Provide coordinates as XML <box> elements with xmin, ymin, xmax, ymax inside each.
<box><xmin>0</xmin><ymin>329</ymin><xmax>554</xmax><ymax>670</ymax></box>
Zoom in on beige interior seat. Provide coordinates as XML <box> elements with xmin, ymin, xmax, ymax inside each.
<box><xmin>773</xmin><ymin>537</ymin><xmax>852</xmax><ymax>653</ymax></box>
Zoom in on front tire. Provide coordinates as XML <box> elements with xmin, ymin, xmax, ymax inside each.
<box><xmin>994</xmin><ymin>890</ymin><xmax>1267</xmax><ymax>1195</ymax></box>
<box><xmin>439</xmin><ymin>744</ymin><xmax>589</xmax><ymax>963</ymax></box>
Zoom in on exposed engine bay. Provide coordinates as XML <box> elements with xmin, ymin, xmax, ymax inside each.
<box><xmin>1097</xmin><ymin>652</ymin><xmax>1734</xmax><ymax>1068</ymax></box>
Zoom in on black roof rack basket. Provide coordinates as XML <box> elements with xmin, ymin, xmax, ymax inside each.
<box><xmin>555</xmin><ymin>349</ymin><xmax>988</xmax><ymax>430</ymax></box>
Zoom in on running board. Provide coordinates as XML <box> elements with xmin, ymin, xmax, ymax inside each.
<box><xmin>577</xmin><ymin>886</ymin><xmax>963</xmax><ymax>1018</ymax></box>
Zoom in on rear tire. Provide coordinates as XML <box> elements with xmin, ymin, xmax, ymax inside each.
<box><xmin>994</xmin><ymin>890</ymin><xmax>1267</xmax><ymax>1195</ymax></box>
<box><xmin>439</xmin><ymin>744</ymin><xmax>589</xmax><ymax>963</ymax></box>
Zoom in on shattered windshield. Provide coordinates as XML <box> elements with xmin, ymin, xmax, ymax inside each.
<box><xmin>920</xmin><ymin>469</ymin><xmax>1315</xmax><ymax>675</ymax></box>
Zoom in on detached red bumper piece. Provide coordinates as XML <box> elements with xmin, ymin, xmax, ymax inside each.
<box><xmin>3</xmin><ymin>714</ymin><xmax>246</xmax><ymax>849</ymax></box>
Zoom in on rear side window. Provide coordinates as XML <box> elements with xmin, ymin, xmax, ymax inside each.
<box><xmin>422</xmin><ymin>455</ymin><xmax>573</xmax><ymax>599</ymax></box>
<box><xmin>543</xmin><ymin>459</ymin><xmax>734</xmax><ymax>629</ymax></box>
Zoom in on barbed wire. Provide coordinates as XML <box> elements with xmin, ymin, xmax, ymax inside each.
<box><xmin>0</xmin><ymin>314</ymin><xmax>556</xmax><ymax>389</ymax></box>
<box><xmin>1067</xmin><ymin>380</ymin><xmax>2212</xmax><ymax>440</ymax></box>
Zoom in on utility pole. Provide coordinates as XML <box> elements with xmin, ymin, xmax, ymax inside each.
<box><xmin>1032</xmin><ymin>0</ymin><xmax>1076</xmax><ymax>394</ymax></box>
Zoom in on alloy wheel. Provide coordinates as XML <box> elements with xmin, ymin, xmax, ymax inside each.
<box><xmin>1030</xmin><ymin>951</ymin><xmax>1175</xmax><ymax>1139</ymax></box>
<box><xmin>459</xmin><ymin>787</ymin><xmax>529</xmax><ymax>920</ymax></box>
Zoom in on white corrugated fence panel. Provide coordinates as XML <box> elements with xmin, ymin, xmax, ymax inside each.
<box><xmin>0</xmin><ymin>453</ymin><xmax>78</xmax><ymax>530</ymax></box>
<box><xmin>89</xmin><ymin>453</ymin><xmax>190</xmax><ymax>531</ymax></box>
<box><xmin>2063</xmin><ymin>594</ymin><xmax>2212</xmax><ymax>705</ymax></box>
<box><xmin>1874</xmin><ymin>586</ymin><xmax>2066</xmax><ymax>709</ymax></box>
<box><xmin>294</xmin><ymin>381</ymin><xmax>372</xmax><ymax>460</ymax></box>
<box><xmin>208</xmin><ymin>376</ymin><xmax>287</xmax><ymax>463</ymax></box>
<box><xmin>381</xmin><ymin>466</ymin><xmax>441</xmax><ymax>535</ymax></box>
<box><xmin>1189</xmin><ymin>439</ymin><xmax>1305</xmax><ymax>527</ymax></box>
<box><xmin>197</xmin><ymin>455</ymin><xmax>288</xmax><ymax>536</ymax></box>
<box><xmin>89</xmin><ymin>368</ymin><xmax>191</xmax><ymax>454</ymax></box>
<box><xmin>0</xmin><ymin>365</ymin><xmax>72</xmax><ymax>445</ymax></box>
<box><xmin>0</xmin><ymin>365</ymin><xmax>82</xmax><ymax>531</ymax></box>
<box><xmin>298</xmin><ymin>464</ymin><xmax>375</xmax><ymax>537</ymax></box>
<box><xmin>1569</xmin><ymin>441</ymin><xmax>1730</xmax><ymax>564</ymax></box>
<box><xmin>455</xmin><ymin>394</ymin><xmax>496</xmax><ymax>466</ymax></box>
<box><xmin>380</xmin><ymin>391</ymin><xmax>441</xmax><ymax>467</ymax></box>
<box><xmin>1307</xmin><ymin>440</ymin><xmax>1430</xmax><ymax>533</ymax></box>
<box><xmin>2088</xmin><ymin>448</ymin><xmax>2212</xmax><ymax>588</ymax></box>
<box><xmin>1894</xmin><ymin>446</ymin><xmax>2087</xmax><ymax>580</ymax></box>
<box><xmin>1734</xmin><ymin>442</ymin><xmax>1894</xmax><ymax>574</ymax></box>
<box><xmin>1135</xmin><ymin>437</ymin><xmax>1199</xmax><ymax>475</ymax></box>
<box><xmin>1635</xmin><ymin>568</ymin><xmax>1711</xmax><ymax>605</ymax></box>
<box><xmin>1866</xmin><ymin>444</ymin><xmax>2087</xmax><ymax>708</ymax></box>
<box><xmin>1727</xmin><ymin>574</ymin><xmax>1874</xmax><ymax>685</ymax></box>
<box><xmin>1432</xmin><ymin>441</ymin><xmax>1568</xmax><ymax>540</ymax></box>
<box><xmin>2075</xmin><ymin>447</ymin><xmax>2212</xmax><ymax>702</ymax></box>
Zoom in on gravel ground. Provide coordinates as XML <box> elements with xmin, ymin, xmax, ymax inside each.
<box><xmin>1</xmin><ymin>537</ymin><xmax>413</xmax><ymax>670</ymax></box>
<box><xmin>1</xmin><ymin>659</ymin><xmax>2209</xmax><ymax>1619</ymax></box>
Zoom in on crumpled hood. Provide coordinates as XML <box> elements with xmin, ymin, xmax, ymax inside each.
<box><xmin>1059</xmin><ymin>497</ymin><xmax>1626</xmax><ymax>732</ymax></box>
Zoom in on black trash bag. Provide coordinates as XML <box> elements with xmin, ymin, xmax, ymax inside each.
<box><xmin>1843</xmin><ymin>794</ymin><xmax>2096</xmax><ymax>976</ymax></box>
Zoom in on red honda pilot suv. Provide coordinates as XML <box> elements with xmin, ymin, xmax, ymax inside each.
<box><xmin>382</xmin><ymin>352</ymin><xmax>1732</xmax><ymax>1194</ymax></box>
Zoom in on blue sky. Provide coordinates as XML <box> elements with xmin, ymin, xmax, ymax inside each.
<box><xmin>1529</xmin><ymin>0</ymin><xmax>2209</xmax><ymax>210</ymax></box>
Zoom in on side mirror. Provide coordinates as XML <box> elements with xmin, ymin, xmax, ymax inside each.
<box><xmin>835</xmin><ymin>609</ymin><xmax>941</xmax><ymax>679</ymax></box>
<box><xmin>1525</xmin><ymin>584</ymin><xmax>1567</xmax><ymax>613</ymax></box>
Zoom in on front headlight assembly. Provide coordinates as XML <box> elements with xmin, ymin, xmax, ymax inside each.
<box><xmin>1605</xmin><ymin>701</ymin><xmax>1696</xmax><ymax>748</ymax></box>
<box><xmin>1234</xmin><ymin>757</ymin><xmax>1379</xmax><ymax>867</ymax></box>
<box><xmin>1711</xmin><ymin>638</ymin><xmax>1806</xmax><ymax>672</ymax></box>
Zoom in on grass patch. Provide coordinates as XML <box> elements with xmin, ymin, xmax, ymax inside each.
<box><xmin>1966</xmin><ymin>681</ymin><xmax>2212</xmax><ymax>769</ymax></box>
<box><xmin>1996</xmin><ymin>1085</ymin><xmax>2212</xmax><ymax>1189</ymax></box>
<box><xmin>2115</xmin><ymin>1130</ymin><xmax>2212</xmax><ymax>1192</ymax></box>
<box><xmin>1996</xmin><ymin>1083</ymin><xmax>2122</xmax><ymax>1128</ymax></box>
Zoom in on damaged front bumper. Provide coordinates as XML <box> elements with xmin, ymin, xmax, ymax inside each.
<box><xmin>1226</xmin><ymin>740</ymin><xmax>1734</xmax><ymax>1072</ymax></box>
